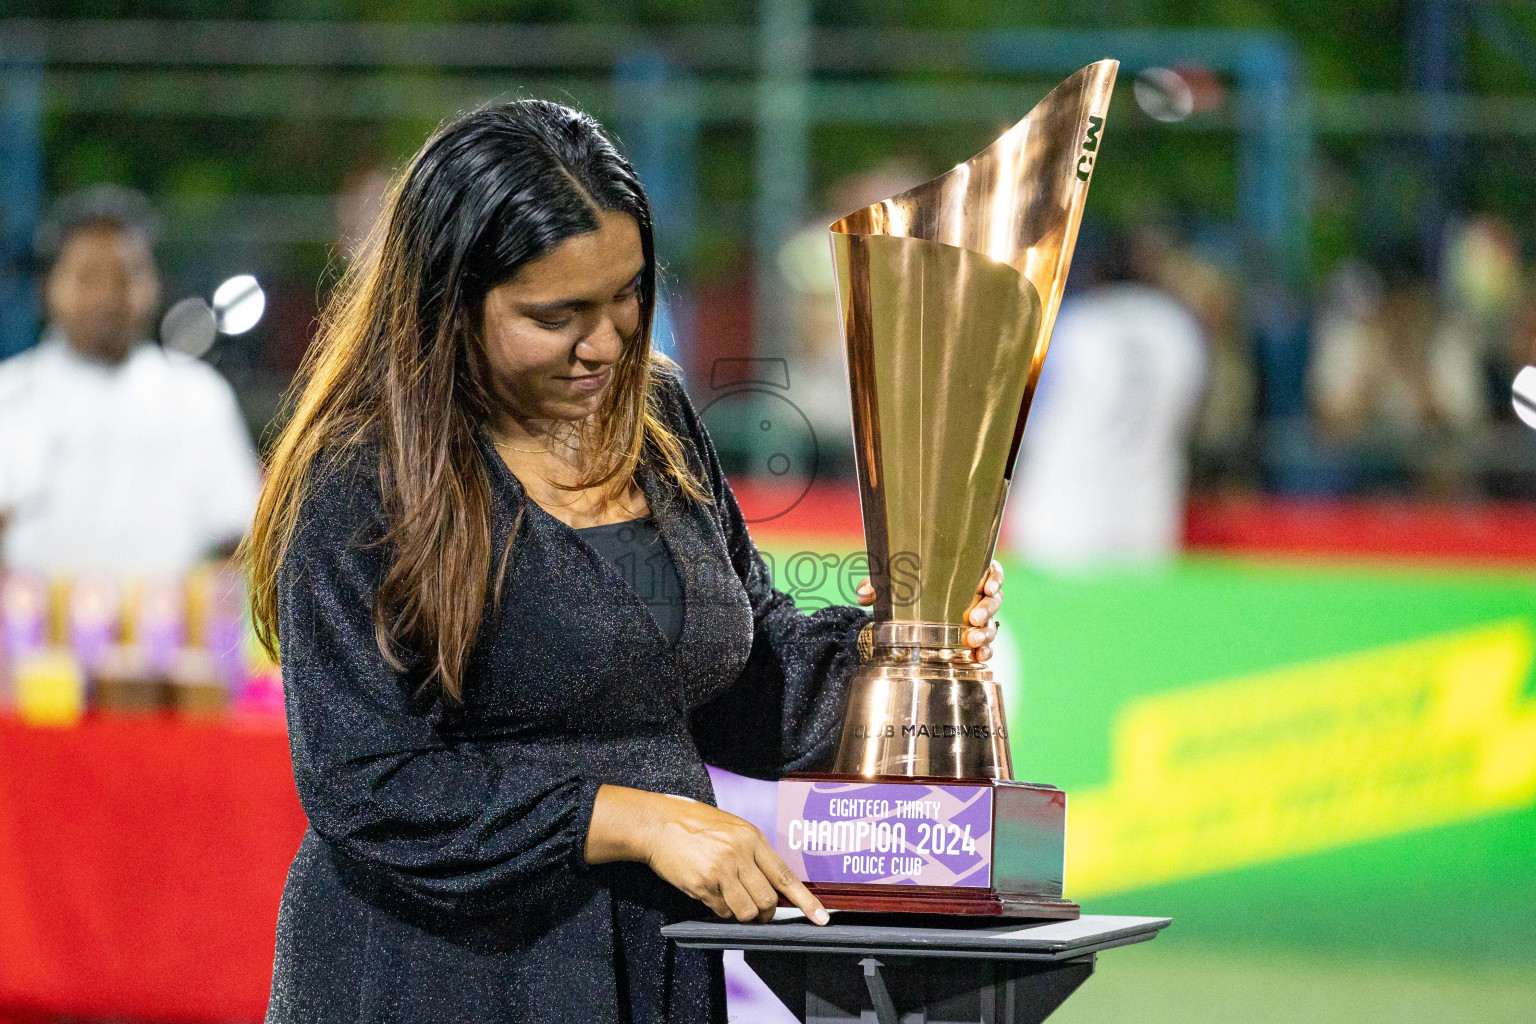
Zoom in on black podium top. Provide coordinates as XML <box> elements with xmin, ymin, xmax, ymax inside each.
<box><xmin>663</xmin><ymin>913</ymin><xmax>1170</xmax><ymax>962</ymax></box>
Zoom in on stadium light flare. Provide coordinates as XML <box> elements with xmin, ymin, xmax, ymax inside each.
<box><xmin>212</xmin><ymin>274</ymin><xmax>266</xmax><ymax>335</ymax></box>
<box><xmin>159</xmin><ymin>297</ymin><xmax>218</xmax><ymax>358</ymax></box>
<box><xmin>1514</xmin><ymin>366</ymin><xmax>1536</xmax><ymax>430</ymax></box>
<box><xmin>1133</xmin><ymin>67</ymin><xmax>1194</xmax><ymax>123</ymax></box>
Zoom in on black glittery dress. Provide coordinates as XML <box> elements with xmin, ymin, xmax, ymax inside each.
<box><xmin>265</xmin><ymin>371</ymin><xmax>867</xmax><ymax>1024</ymax></box>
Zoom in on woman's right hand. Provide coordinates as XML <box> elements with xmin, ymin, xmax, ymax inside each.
<box><xmin>585</xmin><ymin>784</ymin><xmax>830</xmax><ymax>925</ymax></box>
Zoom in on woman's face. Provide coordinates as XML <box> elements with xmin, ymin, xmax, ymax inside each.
<box><xmin>482</xmin><ymin>209</ymin><xmax>645</xmax><ymax>425</ymax></box>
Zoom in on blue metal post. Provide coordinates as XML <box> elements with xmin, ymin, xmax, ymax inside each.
<box><xmin>1236</xmin><ymin>38</ymin><xmax>1306</xmax><ymax>285</ymax></box>
<box><xmin>614</xmin><ymin>49</ymin><xmax>701</xmax><ymax>369</ymax></box>
<box><xmin>0</xmin><ymin>34</ymin><xmax>43</xmax><ymax>360</ymax></box>
<box><xmin>754</xmin><ymin>0</ymin><xmax>811</xmax><ymax>363</ymax></box>
<box><xmin>1236</xmin><ymin>37</ymin><xmax>1311</xmax><ymax>421</ymax></box>
<box><xmin>1412</xmin><ymin>0</ymin><xmax>1466</xmax><ymax>276</ymax></box>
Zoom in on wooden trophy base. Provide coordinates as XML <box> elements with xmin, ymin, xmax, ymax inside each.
<box><xmin>777</xmin><ymin>774</ymin><xmax>1079</xmax><ymax>920</ymax></box>
<box><xmin>807</xmin><ymin>883</ymin><xmax>1080</xmax><ymax>918</ymax></box>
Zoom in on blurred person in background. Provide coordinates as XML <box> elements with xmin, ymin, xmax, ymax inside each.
<box><xmin>1437</xmin><ymin>214</ymin><xmax>1523</xmax><ymax>427</ymax></box>
<box><xmin>1309</xmin><ymin>259</ymin><xmax>1390</xmax><ymax>438</ymax></box>
<box><xmin>1310</xmin><ymin>246</ymin><xmax>1490</xmax><ymax>443</ymax></box>
<box><xmin>1309</xmin><ymin>251</ymin><xmax>1494</xmax><ymax>496</ymax></box>
<box><xmin>1006</xmin><ymin>228</ymin><xmax>1207</xmax><ymax>571</ymax></box>
<box><xmin>1139</xmin><ymin>224</ymin><xmax>1254</xmax><ymax>468</ymax></box>
<box><xmin>0</xmin><ymin>185</ymin><xmax>261</xmax><ymax>577</ymax></box>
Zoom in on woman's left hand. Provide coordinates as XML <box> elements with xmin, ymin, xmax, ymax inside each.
<box><xmin>855</xmin><ymin>559</ymin><xmax>1004</xmax><ymax>663</ymax></box>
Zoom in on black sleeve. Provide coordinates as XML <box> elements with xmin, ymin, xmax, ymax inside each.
<box><xmin>277</xmin><ymin>453</ymin><xmax>600</xmax><ymax>917</ymax></box>
<box><xmin>659</xmin><ymin>372</ymin><xmax>869</xmax><ymax>779</ymax></box>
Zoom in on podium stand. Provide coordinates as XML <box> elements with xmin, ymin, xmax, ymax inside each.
<box><xmin>663</xmin><ymin>913</ymin><xmax>1169</xmax><ymax>1024</ymax></box>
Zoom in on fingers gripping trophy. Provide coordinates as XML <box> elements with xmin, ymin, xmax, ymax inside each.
<box><xmin>773</xmin><ymin>61</ymin><xmax>1119</xmax><ymax>918</ymax></box>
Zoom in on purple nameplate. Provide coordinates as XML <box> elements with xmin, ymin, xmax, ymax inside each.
<box><xmin>775</xmin><ymin>779</ymin><xmax>993</xmax><ymax>888</ymax></box>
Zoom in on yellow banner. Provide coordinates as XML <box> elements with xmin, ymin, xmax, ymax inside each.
<box><xmin>1067</xmin><ymin>620</ymin><xmax>1536</xmax><ymax>896</ymax></box>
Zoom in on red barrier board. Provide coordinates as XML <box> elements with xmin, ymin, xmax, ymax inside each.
<box><xmin>1183</xmin><ymin>495</ymin><xmax>1536</xmax><ymax>565</ymax></box>
<box><xmin>0</xmin><ymin>714</ymin><xmax>306</xmax><ymax>1023</ymax></box>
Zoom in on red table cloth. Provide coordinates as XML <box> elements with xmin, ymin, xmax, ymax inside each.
<box><xmin>0</xmin><ymin>713</ymin><xmax>306</xmax><ymax>1023</ymax></box>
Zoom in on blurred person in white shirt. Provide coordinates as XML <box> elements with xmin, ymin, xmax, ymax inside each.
<box><xmin>1006</xmin><ymin>229</ymin><xmax>1208</xmax><ymax>572</ymax></box>
<box><xmin>0</xmin><ymin>186</ymin><xmax>261</xmax><ymax>578</ymax></box>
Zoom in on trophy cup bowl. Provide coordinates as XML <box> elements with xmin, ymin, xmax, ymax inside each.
<box><xmin>775</xmin><ymin>60</ymin><xmax>1118</xmax><ymax>917</ymax></box>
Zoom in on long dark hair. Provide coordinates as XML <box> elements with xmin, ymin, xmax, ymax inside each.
<box><xmin>245</xmin><ymin>99</ymin><xmax>704</xmax><ymax>700</ymax></box>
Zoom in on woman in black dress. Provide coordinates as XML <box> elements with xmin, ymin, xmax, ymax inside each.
<box><xmin>244</xmin><ymin>100</ymin><xmax>1004</xmax><ymax>1024</ymax></box>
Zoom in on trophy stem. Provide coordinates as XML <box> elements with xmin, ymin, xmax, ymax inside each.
<box><xmin>831</xmin><ymin>621</ymin><xmax>1014</xmax><ymax>780</ymax></box>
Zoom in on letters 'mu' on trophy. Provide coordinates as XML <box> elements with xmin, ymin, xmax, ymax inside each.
<box><xmin>774</xmin><ymin>61</ymin><xmax>1118</xmax><ymax>917</ymax></box>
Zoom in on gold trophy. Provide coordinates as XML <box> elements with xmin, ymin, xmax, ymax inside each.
<box><xmin>774</xmin><ymin>61</ymin><xmax>1118</xmax><ymax>916</ymax></box>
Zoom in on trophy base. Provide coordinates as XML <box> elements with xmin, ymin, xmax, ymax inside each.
<box><xmin>775</xmin><ymin>773</ymin><xmax>1076</xmax><ymax>921</ymax></box>
<box><xmin>831</xmin><ymin>632</ymin><xmax>1014</xmax><ymax>779</ymax></box>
